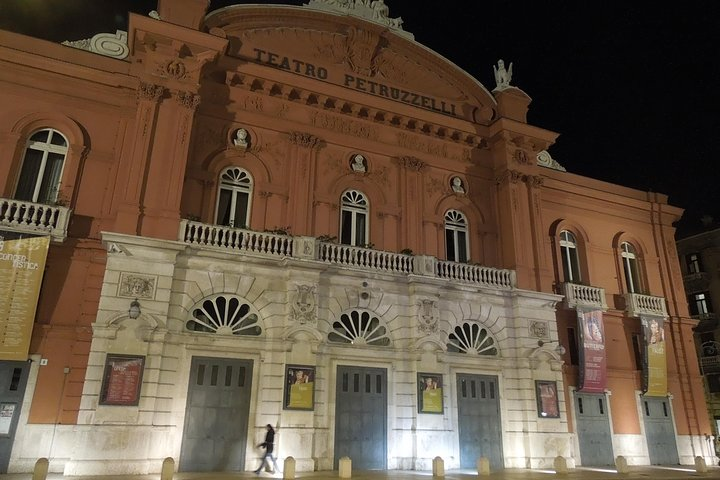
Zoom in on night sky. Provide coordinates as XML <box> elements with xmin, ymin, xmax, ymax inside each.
<box><xmin>1</xmin><ymin>1</ymin><xmax>718</xmax><ymax>238</ymax></box>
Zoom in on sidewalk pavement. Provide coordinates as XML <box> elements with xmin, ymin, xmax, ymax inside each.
<box><xmin>2</xmin><ymin>466</ymin><xmax>720</xmax><ymax>480</ymax></box>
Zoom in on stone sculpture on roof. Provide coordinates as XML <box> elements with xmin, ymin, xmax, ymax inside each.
<box><xmin>305</xmin><ymin>0</ymin><xmax>410</xmax><ymax>38</ymax></box>
<box><xmin>493</xmin><ymin>59</ymin><xmax>513</xmax><ymax>90</ymax></box>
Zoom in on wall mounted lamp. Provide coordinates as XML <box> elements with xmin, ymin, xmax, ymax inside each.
<box><xmin>128</xmin><ymin>299</ymin><xmax>141</xmax><ymax>319</ymax></box>
<box><xmin>537</xmin><ymin>339</ymin><xmax>566</xmax><ymax>355</ymax></box>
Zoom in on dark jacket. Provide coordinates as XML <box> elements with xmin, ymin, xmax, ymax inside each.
<box><xmin>260</xmin><ymin>428</ymin><xmax>275</xmax><ymax>453</ymax></box>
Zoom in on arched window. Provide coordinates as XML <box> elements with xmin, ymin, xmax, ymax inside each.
<box><xmin>560</xmin><ymin>230</ymin><xmax>581</xmax><ymax>283</ymax></box>
<box><xmin>186</xmin><ymin>295</ymin><xmax>261</xmax><ymax>336</ymax></box>
<box><xmin>621</xmin><ymin>242</ymin><xmax>641</xmax><ymax>293</ymax></box>
<box><xmin>445</xmin><ymin>210</ymin><xmax>469</xmax><ymax>262</ymax></box>
<box><xmin>328</xmin><ymin>310</ymin><xmax>390</xmax><ymax>346</ymax></box>
<box><xmin>15</xmin><ymin>128</ymin><xmax>68</xmax><ymax>204</ymax></box>
<box><xmin>447</xmin><ymin>322</ymin><xmax>497</xmax><ymax>355</ymax></box>
<box><xmin>340</xmin><ymin>190</ymin><xmax>368</xmax><ymax>246</ymax></box>
<box><xmin>216</xmin><ymin>167</ymin><xmax>252</xmax><ymax>228</ymax></box>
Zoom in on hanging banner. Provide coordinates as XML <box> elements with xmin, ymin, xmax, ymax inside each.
<box><xmin>577</xmin><ymin>309</ymin><xmax>607</xmax><ymax>393</ymax></box>
<box><xmin>0</xmin><ymin>231</ymin><xmax>50</xmax><ymax>361</ymax></box>
<box><xmin>641</xmin><ymin>315</ymin><xmax>667</xmax><ymax>396</ymax></box>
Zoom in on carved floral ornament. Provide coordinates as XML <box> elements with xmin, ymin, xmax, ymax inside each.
<box><xmin>137</xmin><ymin>82</ymin><xmax>165</xmax><ymax>102</ymax></box>
<box><xmin>174</xmin><ymin>91</ymin><xmax>201</xmax><ymax>110</ymax></box>
<box><xmin>289</xmin><ymin>131</ymin><xmax>322</xmax><ymax>148</ymax></box>
<box><xmin>495</xmin><ymin>169</ymin><xmax>544</xmax><ymax>188</ymax></box>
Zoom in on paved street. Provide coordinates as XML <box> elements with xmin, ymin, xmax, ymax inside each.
<box><xmin>2</xmin><ymin>466</ymin><xmax>720</xmax><ymax>480</ymax></box>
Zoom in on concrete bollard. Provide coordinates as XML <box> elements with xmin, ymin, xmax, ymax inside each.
<box><xmin>32</xmin><ymin>458</ymin><xmax>49</xmax><ymax>480</ymax></box>
<box><xmin>161</xmin><ymin>457</ymin><xmax>174</xmax><ymax>480</ymax></box>
<box><xmin>432</xmin><ymin>456</ymin><xmax>445</xmax><ymax>478</ymax></box>
<box><xmin>477</xmin><ymin>457</ymin><xmax>490</xmax><ymax>476</ymax></box>
<box><xmin>283</xmin><ymin>456</ymin><xmax>296</xmax><ymax>479</ymax></box>
<box><xmin>553</xmin><ymin>456</ymin><xmax>568</xmax><ymax>474</ymax></box>
<box><xmin>695</xmin><ymin>456</ymin><xmax>708</xmax><ymax>473</ymax></box>
<box><xmin>614</xmin><ymin>455</ymin><xmax>629</xmax><ymax>474</ymax></box>
<box><xmin>339</xmin><ymin>456</ymin><xmax>352</xmax><ymax>478</ymax></box>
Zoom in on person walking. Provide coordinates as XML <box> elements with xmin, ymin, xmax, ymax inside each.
<box><xmin>254</xmin><ymin>424</ymin><xmax>279</xmax><ymax>474</ymax></box>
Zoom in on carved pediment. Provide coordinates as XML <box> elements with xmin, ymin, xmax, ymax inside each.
<box><xmin>205</xmin><ymin>6</ymin><xmax>497</xmax><ymax>124</ymax></box>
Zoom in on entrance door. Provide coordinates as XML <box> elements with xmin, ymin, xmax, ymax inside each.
<box><xmin>334</xmin><ymin>366</ymin><xmax>387</xmax><ymax>470</ymax></box>
<box><xmin>179</xmin><ymin>357</ymin><xmax>253</xmax><ymax>472</ymax></box>
<box><xmin>456</xmin><ymin>374</ymin><xmax>503</xmax><ymax>470</ymax></box>
<box><xmin>642</xmin><ymin>396</ymin><xmax>679</xmax><ymax>465</ymax></box>
<box><xmin>574</xmin><ymin>392</ymin><xmax>614</xmax><ymax>466</ymax></box>
<box><xmin>0</xmin><ymin>361</ymin><xmax>30</xmax><ymax>473</ymax></box>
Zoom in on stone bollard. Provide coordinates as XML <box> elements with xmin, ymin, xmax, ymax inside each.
<box><xmin>477</xmin><ymin>457</ymin><xmax>490</xmax><ymax>476</ymax></box>
<box><xmin>695</xmin><ymin>456</ymin><xmax>708</xmax><ymax>473</ymax></box>
<box><xmin>553</xmin><ymin>456</ymin><xmax>568</xmax><ymax>475</ymax></box>
<box><xmin>32</xmin><ymin>458</ymin><xmax>49</xmax><ymax>480</ymax></box>
<box><xmin>283</xmin><ymin>456</ymin><xmax>296</xmax><ymax>479</ymax></box>
<box><xmin>161</xmin><ymin>457</ymin><xmax>174</xmax><ymax>480</ymax></box>
<box><xmin>432</xmin><ymin>456</ymin><xmax>445</xmax><ymax>478</ymax></box>
<box><xmin>615</xmin><ymin>455</ymin><xmax>629</xmax><ymax>474</ymax></box>
<box><xmin>339</xmin><ymin>456</ymin><xmax>352</xmax><ymax>478</ymax></box>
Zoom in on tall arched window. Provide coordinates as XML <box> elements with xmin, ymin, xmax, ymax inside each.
<box><xmin>340</xmin><ymin>190</ymin><xmax>368</xmax><ymax>246</ymax></box>
<box><xmin>15</xmin><ymin>128</ymin><xmax>68</xmax><ymax>204</ymax></box>
<box><xmin>621</xmin><ymin>242</ymin><xmax>641</xmax><ymax>293</ymax></box>
<box><xmin>216</xmin><ymin>167</ymin><xmax>252</xmax><ymax>228</ymax></box>
<box><xmin>445</xmin><ymin>210</ymin><xmax>469</xmax><ymax>262</ymax></box>
<box><xmin>560</xmin><ymin>230</ymin><xmax>581</xmax><ymax>283</ymax></box>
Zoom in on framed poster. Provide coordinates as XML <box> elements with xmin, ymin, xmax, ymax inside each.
<box><xmin>0</xmin><ymin>403</ymin><xmax>16</xmax><ymax>435</ymax></box>
<box><xmin>284</xmin><ymin>365</ymin><xmax>315</xmax><ymax>410</ymax></box>
<box><xmin>418</xmin><ymin>373</ymin><xmax>443</xmax><ymax>414</ymax></box>
<box><xmin>535</xmin><ymin>380</ymin><xmax>560</xmax><ymax>418</ymax></box>
<box><xmin>99</xmin><ymin>354</ymin><xmax>145</xmax><ymax>406</ymax></box>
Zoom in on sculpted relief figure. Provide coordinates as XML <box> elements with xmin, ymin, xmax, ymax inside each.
<box><xmin>351</xmin><ymin>154</ymin><xmax>367</xmax><ymax>172</ymax></box>
<box><xmin>371</xmin><ymin>0</ymin><xmax>390</xmax><ymax>20</ymax></box>
<box><xmin>493</xmin><ymin>59</ymin><xmax>513</xmax><ymax>90</ymax></box>
<box><xmin>233</xmin><ymin>128</ymin><xmax>249</xmax><ymax>149</ymax></box>
<box><xmin>305</xmin><ymin>0</ymin><xmax>406</xmax><ymax>33</ymax></box>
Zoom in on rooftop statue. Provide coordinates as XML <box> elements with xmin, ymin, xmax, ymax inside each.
<box><xmin>493</xmin><ymin>59</ymin><xmax>513</xmax><ymax>90</ymax></box>
<box><xmin>305</xmin><ymin>0</ymin><xmax>411</xmax><ymax>38</ymax></box>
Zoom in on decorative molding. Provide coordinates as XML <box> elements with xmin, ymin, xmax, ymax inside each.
<box><xmin>397</xmin><ymin>156</ymin><xmax>426</xmax><ymax>172</ymax></box>
<box><xmin>495</xmin><ymin>169</ymin><xmax>523</xmax><ymax>185</ymax></box>
<box><xmin>529</xmin><ymin>321</ymin><xmax>548</xmax><ymax>339</ymax></box>
<box><xmin>513</xmin><ymin>148</ymin><xmax>530</xmax><ymax>165</ymax></box>
<box><xmin>537</xmin><ymin>150</ymin><xmax>567</xmax><ymax>172</ymax></box>
<box><xmin>62</xmin><ymin>30</ymin><xmax>129</xmax><ymax>59</ymax></box>
<box><xmin>174</xmin><ymin>91</ymin><xmax>201</xmax><ymax>110</ymax></box>
<box><xmin>118</xmin><ymin>273</ymin><xmax>157</xmax><ymax>300</ymax></box>
<box><xmin>137</xmin><ymin>82</ymin><xmax>165</xmax><ymax>102</ymax></box>
<box><xmin>418</xmin><ymin>299</ymin><xmax>439</xmax><ymax>333</ymax></box>
<box><xmin>309</xmin><ymin>111</ymin><xmax>379</xmax><ymax>140</ymax></box>
<box><xmin>524</xmin><ymin>175</ymin><xmax>544</xmax><ymax>188</ymax></box>
<box><xmin>289</xmin><ymin>132</ymin><xmax>321</xmax><ymax>148</ymax></box>
<box><xmin>291</xmin><ymin>284</ymin><xmax>318</xmax><ymax>325</ymax></box>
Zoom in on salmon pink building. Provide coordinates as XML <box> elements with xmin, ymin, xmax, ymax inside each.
<box><xmin>0</xmin><ymin>0</ymin><xmax>713</xmax><ymax>474</ymax></box>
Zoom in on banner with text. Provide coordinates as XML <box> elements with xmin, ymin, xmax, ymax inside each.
<box><xmin>0</xmin><ymin>231</ymin><xmax>50</xmax><ymax>361</ymax></box>
<box><xmin>641</xmin><ymin>315</ymin><xmax>667</xmax><ymax>396</ymax></box>
<box><xmin>578</xmin><ymin>309</ymin><xmax>607</xmax><ymax>393</ymax></box>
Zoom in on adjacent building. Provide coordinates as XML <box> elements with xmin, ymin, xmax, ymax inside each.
<box><xmin>0</xmin><ymin>0</ymin><xmax>713</xmax><ymax>474</ymax></box>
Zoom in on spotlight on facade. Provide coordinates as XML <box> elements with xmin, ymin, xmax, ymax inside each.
<box><xmin>537</xmin><ymin>339</ymin><xmax>566</xmax><ymax>355</ymax></box>
<box><xmin>128</xmin><ymin>299</ymin><xmax>141</xmax><ymax>319</ymax></box>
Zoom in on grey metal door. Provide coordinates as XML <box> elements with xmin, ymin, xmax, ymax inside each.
<box><xmin>575</xmin><ymin>392</ymin><xmax>614</xmax><ymax>466</ymax></box>
<box><xmin>642</xmin><ymin>396</ymin><xmax>679</xmax><ymax>465</ymax></box>
<box><xmin>0</xmin><ymin>361</ymin><xmax>30</xmax><ymax>473</ymax></box>
<box><xmin>334</xmin><ymin>366</ymin><xmax>387</xmax><ymax>470</ymax></box>
<box><xmin>179</xmin><ymin>357</ymin><xmax>253</xmax><ymax>472</ymax></box>
<box><xmin>456</xmin><ymin>374</ymin><xmax>503</xmax><ymax>471</ymax></box>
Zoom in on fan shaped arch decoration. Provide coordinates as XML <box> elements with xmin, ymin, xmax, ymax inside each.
<box><xmin>446</xmin><ymin>322</ymin><xmax>497</xmax><ymax>355</ymax></box>
<box><xmin>328</xmin><ymin>309</ymin><xmax>390</xmax><ymax>346</ymax></box>
<box><xmin>185</xmin><ymin>294</ymin><xmax>262</xmax><ymax>336</ymax></box>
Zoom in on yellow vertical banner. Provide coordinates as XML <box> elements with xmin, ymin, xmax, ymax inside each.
<box><xmin>0</xmin><ymin>233</ymin><xmax>50</xmax><ymax>361</ymax></box>
<box><xmin>641</xmin><ymin>315</ymin><xmax>668</xmax><ymax>396</ymax></box>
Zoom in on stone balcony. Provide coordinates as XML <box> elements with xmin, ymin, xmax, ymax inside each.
<box><xmin>623</xmin><ymin>292</ymin><xmax>668</xmax><ymax>318</ymax></box>
<box><xmin>179</xmin><ymin>220</ymin><xmax>516</xmax><ymax>290</ymax></box>
<box><xmin>561</xmin><ymin>282</ymin><xmax>607</xmax><ymax>310</ymax></box>
<box><xmin>0</xmin><ymin>197</ymin><xmax>72</xmax><ymax>242</ymax></box>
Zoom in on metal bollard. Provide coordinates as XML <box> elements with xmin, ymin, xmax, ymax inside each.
<box><xmin>283</xmin><ymin>456</ymin><xmax>296</xmax><ymax>479</ymax></box>
<box><xmin>614</xmin><ymin>455</ymin><xmax>629</xmax><ymax>474</ymax></box>
<box><xmin>339</xmin><ymin>456</ymin><xmax>352</xmax><ymax>478</ymax></box>
<box><xmin>432</xmin><ymin>456</ymin><xmax>445</xmax><ymax>478</ymax></box>
<box><xmin>553</xmin><ymin>456</ymin><xmax>568</xmax><ymax>474</ymax></box>
<box><xmin>32</xmin><ymin>458</ymin><xmax>49</xmax><ymax>480</ymax></box>
<box><xmin>477</xmin><ymin>457</ymin><xmax>490</xmax><ymax>476</ymax></box>
<box><xmin>161</xmin><ymin>457</ymin><xmax>174</xmax><ymax>480</ymax></box>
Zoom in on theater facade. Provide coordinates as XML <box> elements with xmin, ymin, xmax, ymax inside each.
<box><xmin>0</xmin><ymin>0</ymin><xmax>713</xmax><ymax>474</ymax></box>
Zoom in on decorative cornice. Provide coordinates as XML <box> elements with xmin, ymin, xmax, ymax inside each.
<box><xmin>174</xmin><ymin>91</ymin><xmax>201</xmax><ymax>110</ymax></box>
<box><xmin>537</xmin><ymin>150</ymin><xmax>567</xmax><ymax>172</ymax></box>
<box><xmin>137</xmin><ymin>82</ymin><xmax>165</xmax><ymax>102</ymax></box>
<box><xmin>289</xmin><ymin>132</ymin><xmax>322</xmax><ymax>148</ymax></box>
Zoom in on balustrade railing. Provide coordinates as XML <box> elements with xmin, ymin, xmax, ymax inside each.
<box><xmin>178</xmin><ymin>220</ymin><xmax>517</xmax><ymax>289</ymax></box>
<box><xmin>624</xmin><ymin>292</ymin><xmax>668</xmax><ymax>318</ymax></box>
<box><xmin>562</xmin><ymin>283</ymin><xmax>607</xmax><ymax>309</ymax></box>
<box><xmin>0</xmin><ymin>198</ymin><xmax>71</xmax><ymax>241</ymax></box>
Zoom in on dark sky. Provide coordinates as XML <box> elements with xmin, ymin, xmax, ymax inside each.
<box><xmin>1</xmin><ymin>1</ymin><xmax>718</xmax><ymax>237</ymax></box>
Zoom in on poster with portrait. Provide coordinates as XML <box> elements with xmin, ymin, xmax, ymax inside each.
<box><xmin>284</xmin><ymin>365</ymin><xmax>315</xmax><ymax>410</ymax></box>
<box><xmin>99</xmin><ymin>354</ymin><xmax>145</xmax><ymax>406</ymax></box>
<box><xmin>418</xmin><ymin>373</ymin><xmax>443</xmax><ymax>414</ymax></box>
<box><xmin>577</xmin><ymin>309</ymin><xmax>607</xmax><ymax>393</ymax></box>
<box><xmin>641</xmin><ymin>315</ymin><xmax>667</xmax><ymax>396</ymax></box>
<box><xmin>535</xmin><ymin>380</ymin><xmax>560</xmax><ymax>418</ymax></box>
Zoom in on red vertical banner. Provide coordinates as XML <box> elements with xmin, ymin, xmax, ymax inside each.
<box><xmin>578</xmin><ymin>309</ymin><xmax>607</xmax><ymax>393</ymax></box>
<box><xmin>641</xmin><ymin>315</ymin><xmax>667</xmax><ymax>396</ymax></box>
